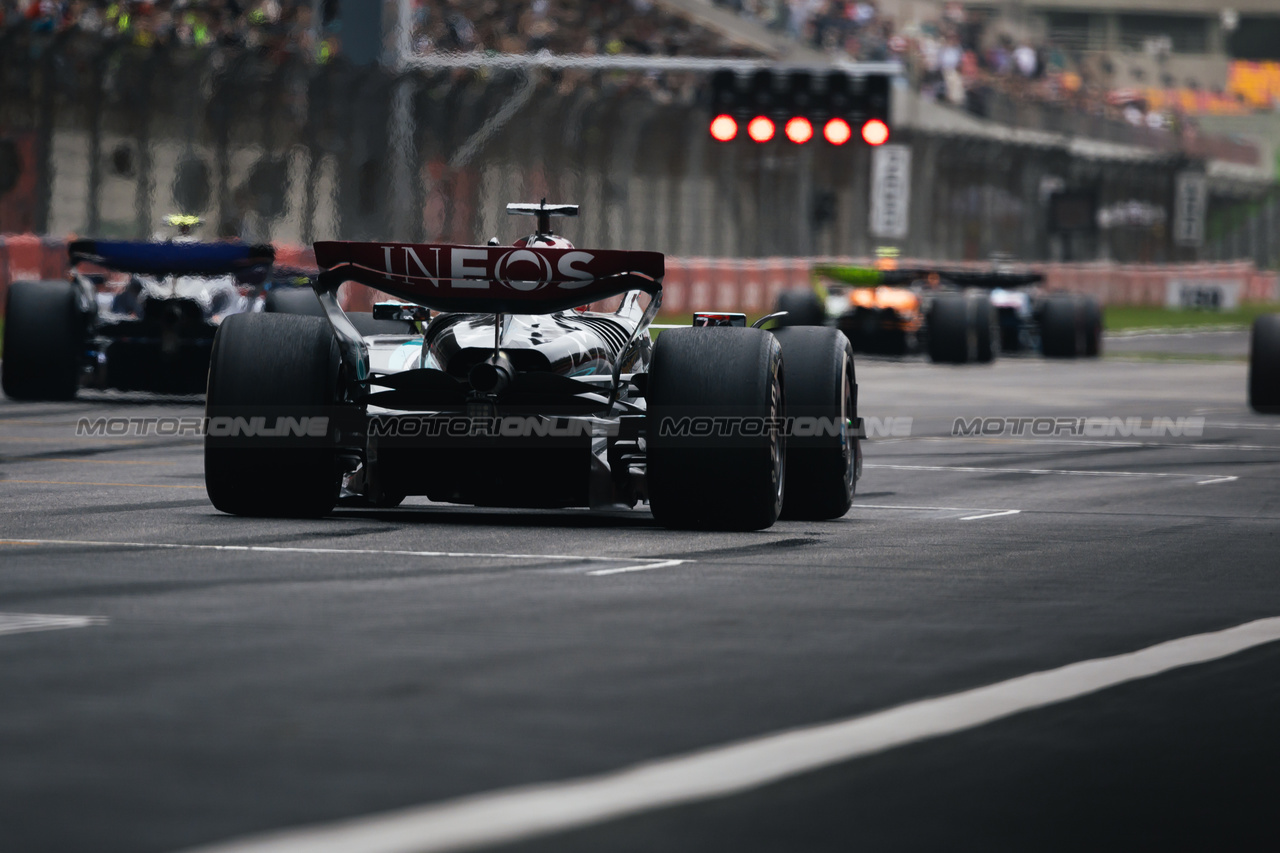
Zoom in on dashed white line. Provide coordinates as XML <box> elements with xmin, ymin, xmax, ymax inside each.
<box><xmin>177</xmin><ymin>615</ymin><xmax>1280</xmax><ymax>853</ymax></box>
<box><xmin>1195</xmin><ymin>476</ymin><xmax>1239</xmax><ymax>485</ymax></box>
<box><xmin>0</xmin><ymin>612</ymin><xmax>106</xmax><ymax>637</ymax></box>
<box><xmin>959</xmin><ymin>509</ymin><xmax>1022</xmax><ymax>521</ymax></box>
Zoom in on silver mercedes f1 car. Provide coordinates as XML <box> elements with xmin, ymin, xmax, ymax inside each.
<box><xmin>204</xmin><ymin>202</ymin><xmax>861</xmax><ymax>530</ymax></box>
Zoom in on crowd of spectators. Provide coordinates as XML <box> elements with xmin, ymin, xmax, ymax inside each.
<box><xmin>1</xmin><ymin>0</ymin><xmax>331</xmax><ymax>53</ymax></box>
<box><xmin>410</xmin><ymin>0</ymin><xmax>755</xmax><ymax>58</ymax></box>
<box><xmin>0</xmin><ymin>0</ymin><xmax>757</xmax><ymax>62</ymax></box>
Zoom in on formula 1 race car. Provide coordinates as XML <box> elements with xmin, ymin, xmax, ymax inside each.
<box><xmin>204</xmin><ymin>202</ymin><xmax>860</xmax><ymax>530</ymax></box>
<box><xmin>2</xmin><ymin>239</ymin><xmax>273</xmax><ymax>399</ymax></box>
<box><xmin>775</xmin><ymin>265</ymin><xmax>1102</xmax><ymax>363</ymax></box>
<box><xmin>1250</xmin><ymin>313</ymin><xmax>1280</xmax><ymax>413</ymax></box>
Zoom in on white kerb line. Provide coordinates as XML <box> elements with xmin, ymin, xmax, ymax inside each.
<box><xmin>959</xmin><ymin>509</ymin><xmax>1021</xmax><ymax>521</ymax></box>
<box><xmin>177</xmin><ymin>615</ymin><xmax>1280</xmax><ymax>853</ymax></box>
<box><xmin>0</xmin><ymin>613</ymin><xmax>106</xmax><ymax>636</ymax></box>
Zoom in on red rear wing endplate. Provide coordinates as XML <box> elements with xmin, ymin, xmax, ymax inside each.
<box><xmin>313</xmin><ymin>241</ymin><xmax>664</xmax><ymax>314</ymax></box>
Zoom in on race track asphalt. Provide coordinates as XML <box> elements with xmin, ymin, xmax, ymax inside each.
<box><xmin>1</xmin><ymin>340</ymin><xmax>1277</xmax><ymax>853</ymax></box>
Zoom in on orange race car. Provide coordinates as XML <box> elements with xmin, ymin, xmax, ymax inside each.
<box><xmin>774</xmin><ymin>266</ymin><xmax>1102</xmax><ymax>364</ymax></box>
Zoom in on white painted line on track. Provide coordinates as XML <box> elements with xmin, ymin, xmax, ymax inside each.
<box><xmin>1195</xmin><ymin>476</ymin><xmax>1239</xmax><ymax>485</ymax></box>
<box><xmin>851</xmin><ymin>503</ymin><xmax>1020</xmax><ymax>515</ymax></box>
<box><xmin>866</xmin><ymin>463</ymin><xmax>1238</xmax><ymax>481</ymax></box>
<box><xmin>959</xmin><ymin>509</ymin><xmax>1022</xmax><ymax>521</ymax></box>
<box><xmin>0</xmin><ymin>612</ymin><xmax>106</xmax><ymax>637</ymax></box>
<box><xmin>0</xmin><ymin>538</ymin><xmax>677</xmax><ymax>568</ymax></box>
<box><xmin>587</xmin><ymin>559</ymin><xmax>688</xmax><ymax>577</ymax></box>
<box><xmin>177</xmin><ymin>615</ymin><xmax>1280</xmax><ymax>853</ymax></box>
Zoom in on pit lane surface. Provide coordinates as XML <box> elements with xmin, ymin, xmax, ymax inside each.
<box><xmin>2</xmin><ymin>355</ymin><xmax>1278</xmax><ymax>853</ymax></box>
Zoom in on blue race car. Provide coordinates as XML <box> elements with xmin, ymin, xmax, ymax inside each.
<box><xmin>2</xmin><ymin>238</ymin><xmax>274</xmax><ymax>399</ymax></box>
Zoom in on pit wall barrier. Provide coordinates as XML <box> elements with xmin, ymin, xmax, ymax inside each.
<box><xmin>1</xmin><ymin>236</ymin><xmax>1276</xmax><ymax>317</ymax></box>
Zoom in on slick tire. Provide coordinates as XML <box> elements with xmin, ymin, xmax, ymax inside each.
<box><xmin>647</xmin><ymin>327</ymin><xmax>785</xmax><ymax>531</ymax></box>
<box><xmin>972</xmin><ymin>294</ymin><xmax>996</xmax><ymax>364</ymax></box>
<box><xmin>927</xmin><ymin>295</ymin><xmax>976</xmax><ymax>364</ymax></box>
<box><xmin>1041</xmin><ymin>295</ymin><xmax>1085</xmax><ymax>358</ymax></box>
<box><xmin>263</xmin><ymin>286</ymin><xmax>326</xmax><ymax>317</ymax></box>
<box><xmin>1</xmin><ymin>280</ymin><xmax>84</xmax><ymax>401</ymax></box>
<box><xmin>1249</xmin><ymin>314</ymin><xmax>1280</xmax><ymax>414</ymax></box>
<box><xmin>775</xmin><ymin>289</ymin><xmax>826</xmax><ymax>327</ymax></box>
<box><xmin>205</xmin><ymin>313</ymin><xmax>346</xmax><ymax>517</ymax></box>
<box><xmin>771</xmin><ymin>326</ymin><xmax>859</xmax><ymax>520</ymax></box>
<box><xmin>1082</xmin><ymin>295</ymin><xmax>1103</xmax><ymax>358</ymax></box>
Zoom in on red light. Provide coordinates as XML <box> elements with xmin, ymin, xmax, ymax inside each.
<box><xmin>784</xmin><ymin>116</ymin><xmax>813</xmax><ymax>144</ymax></box>
<box><xmin>823</xmin><ymin>118</ymin><xmax>852</xmax><ymax>146</ymax></box>
<box><xmin>861</xmin><ymin>118</ymin><xmax>890</xmax><ymax>146</ymax></box>
<box><xmin>709</xmin><ymin>114</ymin><xmax>738</xmax><ymax>142</ymax></box>
<box><xmin>747</xmin><ymin>116</ymin><xmax>775</xmax><ymax>143</ymax></box>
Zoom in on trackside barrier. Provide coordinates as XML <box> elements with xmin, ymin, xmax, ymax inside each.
<box><xmin>1</xmin><ymin>235</ymin><xmax>1276</xmax><ymax>316</ymax></box>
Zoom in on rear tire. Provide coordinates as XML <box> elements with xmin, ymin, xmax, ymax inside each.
<box><xmin>775</xmin><ymin>289</ymin><xmax>826</xmax><ymax>326</ymax></box>
<box><xmin>1041</xmin><ymin>295</ymin><xmax>1084</xmax><ymax>358</ymax></box>
<box><xmin>972</xmin><ymin>294</ymin><xmax>996</xmax><ymax>364</ymax></box>
<box><xmin>1082</xmin><ymin>296</ymin><xmax>1103</xmax><ymax>357</ymax></box>
<box><xmin>647</xmin><ymin>327</ymin><xmax>784</xmax><ymax>531</ymax></box>
<box><xmin>205</xmin><ymin>313</ymin><xmax>346</xmax><ymax>517</ymax></box>
<box><xmin>1249</xmin><ymin>314</ymin><xmax>1280</xmax><ymax>414</ymax></box>
<box><xmin>771</xmin><ymin>326</ymin><xmax>858</xmax><ymax>520</ymax></box>
<box><xmin>927</xmin><ymin>295</ymin><xmax>974</xmax><ymax>364</ymax></box>
<box><xmin>263</xmin><ymin>287</ymin><xmax>326</xmax><ymax>317</ymax></box>
<box><xmin>1</xmin><ymin>280</ymin><xmax>84</xmax><ymax>401</ymax></box>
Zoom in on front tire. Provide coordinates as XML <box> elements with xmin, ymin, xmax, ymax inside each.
<box><xmin>205</xmin><ymin>313</ymin><xmax>347</xmax><ymax>517</ymax></box>
<box><xmin>772</xmin><ymin>326</ymin><xmax>858</xmax><ymax>520</ymax></box>
<box><xmin>1</xmin><ymin>280</ymin><xmax>85</xmax><ymax>401</ymax></box>
<box><xmin>1249</xmin><ymin>314</ymin><xmax>1280</xmax><ymax>414</ymax></box>
<box><xmin>647</xmin><ymin>327</ymin><xmax>785</xmax><ymax>531</ymax></box>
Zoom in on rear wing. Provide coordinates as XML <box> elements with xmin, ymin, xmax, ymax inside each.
<box><xmin>68</xmin><ymin>239</ymin><xmax>275</xmax><ymax>277</ymax></box>
<box><xmin>817</xmin><ymin>264</ymin><xmax>1043</xmax><ymax>289</ymax></box>
<box><xmin>312</xmin><ymin>241</ymin><xmax>663</xmax><ymax>314</ymax></box>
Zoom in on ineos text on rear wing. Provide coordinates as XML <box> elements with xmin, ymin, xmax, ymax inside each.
<box><xmin>313</xmin><ymin>241</ymin><xmax>664</xmax><ymax>314</ymax></box>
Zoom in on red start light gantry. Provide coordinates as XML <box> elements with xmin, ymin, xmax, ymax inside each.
<box><xmin>861</xmin><ymin>118</ymin><xmax>890</xmax><ymax>146</ymax></box>
<box><xmin>747</xmin><ymin>116</ymin><xmax>776</xmax><ymax>143</ymax></box>
<box><xmin>709</xmin><ymin>114</ymin><xmax>738</xmax><ymax>142</ymax></box>
<box><xmin>784</xmin><ymin>116</ymin><xmax>813</xmax><ymax>144</ymax></box>
<box><xmin>822</xmin><ymin>117</ymin><xmax>852</xmax><ymax>145</ymax></box>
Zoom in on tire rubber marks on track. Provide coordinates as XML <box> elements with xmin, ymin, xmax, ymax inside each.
<box><xmin>0</xmin><ymin>612</ymin><xmax>106</xmax><ymax>637</ymax></box>
<box><xmin>177</xmin><ymin>615</ymin><xmax>1280</xmax><ymax>853</ymax></box>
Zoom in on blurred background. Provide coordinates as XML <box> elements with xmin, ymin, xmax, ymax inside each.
<box><xmin>1</xmin><ymin>0</ymin><xmax>1278</xmax><ymax>268</ymax></box>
